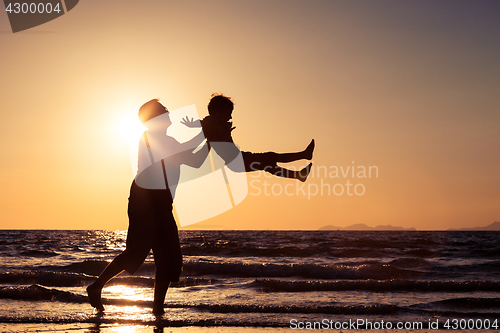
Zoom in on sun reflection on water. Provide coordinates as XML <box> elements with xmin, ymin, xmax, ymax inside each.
<box><xmin>105</xmin><ymin>305</ymin><xmax>154</xmax><ymax>322</ymax></box>
<box><xmin>107</xmin><ymin>323</ymin><xmax>148</xmax><ymax>332</ymax></box>
<box><xmin>104</xmin><ymin>285</ymin><xmax>150</xmax><ymax>302</ymax></box>
<box><xmin>92</xmin><ymin>230</ymin><xmax>127</xmax><ymax>252</ymax></box>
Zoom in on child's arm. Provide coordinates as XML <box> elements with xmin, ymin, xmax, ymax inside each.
<box><xmin>180</xmin><ymin>117</ymin><xmax>201</xmax><ymax>128</ymax></box>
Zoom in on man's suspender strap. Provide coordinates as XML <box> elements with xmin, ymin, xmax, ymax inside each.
<box><xmin>143</xmin><ymin>132</ymin><xmax>169</xmax><ymax>188</ymax></box>
<box><xmin>143</xmin><ymin>132</ymin><xmax>155</xmax><ymax>162</ymax></box>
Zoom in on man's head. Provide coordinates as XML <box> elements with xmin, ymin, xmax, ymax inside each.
<box><xmin>208</xmin><ymin>93</ymin><xmax>233</xmax><ymax>121</ymax></box>
<box><xmin>138</xmin><ymin>99</ymin><xmax>168</xmax><ymax>124</ymax></box>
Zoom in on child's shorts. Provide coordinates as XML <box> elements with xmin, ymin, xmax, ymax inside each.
<box><xmin>242</xmin><ymin>151</ymin><xmax>277</xmax><ymax>172</ymax></box>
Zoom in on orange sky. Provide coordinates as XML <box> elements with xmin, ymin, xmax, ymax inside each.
<box><xmin>0</xmin><ymin>0</ymin><xmax>499</xmax><ymax>230</ymax></box>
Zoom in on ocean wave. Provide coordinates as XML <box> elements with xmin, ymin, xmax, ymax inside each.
<box><xmin>0</xmin><ymin>271</ymin><xmax>215</xmax><ymax>288</ymax></box>
<box><xmin>47</xmin><ymin>260</ymin><xmax>111</xmax><ymax>276</ymax></box>
<box><xmin>2</xmin><ymin>286</ymin><xmax>497</xmax><ymax>318</ymax></box>
<box><xmin>3</xmin><ymin>230</ymin><xmax>499</xmax><ymax>264</ymax></box>
<box><xmin>39</xmin><ymin>259</ymin><xmax>420</xmax><ymax>280</ymax></box>
<box><xmin>0</xmin><ymin>284</ymin><xmax>402</xmax><ymax>314</ymax></box>
<box><xmin>182</xmin><ymin>261</ymin><xmax>420</xmax><ymax>280</ymax></box>
<box><xmin>0</xmin><ymin>271</ymin><xmax>92</xmax><ymax>287</ymax></box>
<box><xmin>253</xmin><ymin>279</ymin><xmax>500</xmax><ymax>293</ymax></box>
<box><xmin>181</xmin><ymin>241</ymin><xmax>432</xmax><ymax>258</ymax></box>
<box><xmin>0</xmin><ymin>285</ymin><xmax>498</xmax><ymax>325</ymax></box>
<box><xmin>389</xmin><ymin>257</ymin><xmax>431</xmax><ymax>269</ymax></box>
<box><xmin>182</xmin><ymin>243</ymin><xmax>315</xmax><ymax>257</ymax></box>
<box><xmin>192</xmin><ymin>303</ymin><xmax>404</xmax><ymax>315</ymax></box>
<box><xmin>19</xmin><ymin>250</ymin><xmax>60</xmax><ymax>258</ymax></box>
<box><xmin>178</xmin><ymin>232</ymin><xmax>469</xmax><ymax>259</ymax></box>
<box><xmin>469</xmin><ymin>249</ymin><xmax>500</xmax><ymax>258</ymax></box>
<box><xmin>404</xmin><ymin>249</ymin><xmax>436</xmax><ymax>257</ymax></box>
<box><xmin>415</xmin><ymin>297</ymin><xmax>500</xmax><ymax>310</ymax></box>
<box><xmin>0</xmin><ymin>284</ymin><xmax>87</xmax><ymax>303</ymax></box>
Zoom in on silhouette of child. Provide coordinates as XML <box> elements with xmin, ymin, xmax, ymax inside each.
<box><xmin>182</xmin><ymin>93</ymin><xmax>314</xmax><ymax>181</ymax></box>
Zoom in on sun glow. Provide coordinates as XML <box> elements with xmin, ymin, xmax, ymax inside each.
<box><xmin>112</xmin><ymin>112</ymin><xmax>148</xmax><ymax>176</ymax></box>
<box><xmin>113</xmin><ymin>114</ymin><xmax>147</xmax><ymax>147</ymax></box>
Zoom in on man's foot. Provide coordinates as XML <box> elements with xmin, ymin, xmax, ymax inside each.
<box><xmin>87</xmin><ymin>284</ymin><xmax>104</xmax><ymax>312</ymax></box>
<box><xmin>298</xmin><ymin>163</ymin><xmax>312</xmax><ymax>182</ymax></box>
<box><xmin>304</xmin><ymin>139</ymin><xmax>315</xmax><ymax>160</ymax></box>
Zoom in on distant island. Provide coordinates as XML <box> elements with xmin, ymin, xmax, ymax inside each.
<box><xmin>448</xmin><ymin>221</ymin><xmax>500</xmax><ymax>231</ymax></box>
<box><xmin>318</xmin><ymin>223</ymin><xmax>416</xmax><ymax>231</ymax></box>
<box><xmin>318</xmin><ymin>221</ymin><xmax>500</xmax><ymax>231</ymax></box>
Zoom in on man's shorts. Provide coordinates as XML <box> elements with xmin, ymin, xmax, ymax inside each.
<box><xmin>117</xmin><ymin>182</ymin><xmax>182</xmax><ymax>282</ymax></box>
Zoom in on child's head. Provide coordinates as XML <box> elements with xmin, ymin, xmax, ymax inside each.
<box><xmin>138</xmin><ymin>99</ymin><xmax>168</xmax><ymax>124</ymax></box>
<box><xmin>208</xmin><ymin>93</ymin><xmax>233</xmax><ymax>121</ymax></box>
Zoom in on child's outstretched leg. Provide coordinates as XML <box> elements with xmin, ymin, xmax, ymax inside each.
<box><xmin>274</xmin><ymin>139</ymin><xmax>314</xmax><ymax>163</ymax></box>
<box><xmin>269</xmin><ymin>163</ymin><xmax>313</xmax><ymax>182</ymax></box>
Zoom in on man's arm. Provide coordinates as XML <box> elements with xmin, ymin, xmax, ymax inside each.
<box><xmin>167</xmin><ymin>140</ymin><xmax>209</xmax><ymax>169</ymax></box>
<box><xmin>209</xmin><ymin>141</ymin><xmax>241</xmax><ymax>166</ymax></box>
<box><xmin>178</xmin><ymin>130</ymin><xmax>206</xmax><ymax>151</ymax></box>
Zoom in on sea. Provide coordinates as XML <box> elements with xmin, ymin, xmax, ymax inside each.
<box><xmin>0</xmin><ymin>230</ymin><xmax>499</xmax><ymax>331</ymax></box>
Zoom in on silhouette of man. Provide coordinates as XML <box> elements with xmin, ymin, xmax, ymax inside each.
<box><xmin>87</xmin><ymin>99</ymin><xmax>206</xmax><ymax>315</ymax></box>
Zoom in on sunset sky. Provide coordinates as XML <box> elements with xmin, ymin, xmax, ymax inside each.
<box><xmin>0</xmin><ymin>0</ymin><xmax>499</xmax><ymax>230</ymax></box>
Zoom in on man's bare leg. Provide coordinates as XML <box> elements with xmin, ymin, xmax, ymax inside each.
<box><xmin>152</xmin><ymin>269</ymin><xmax>170</xmax><ymax>316</ymax></box>
<box><xmin>87</xmin><ymin>260</ymin><xmax>125</xmax><ymax>311</ymax></box>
